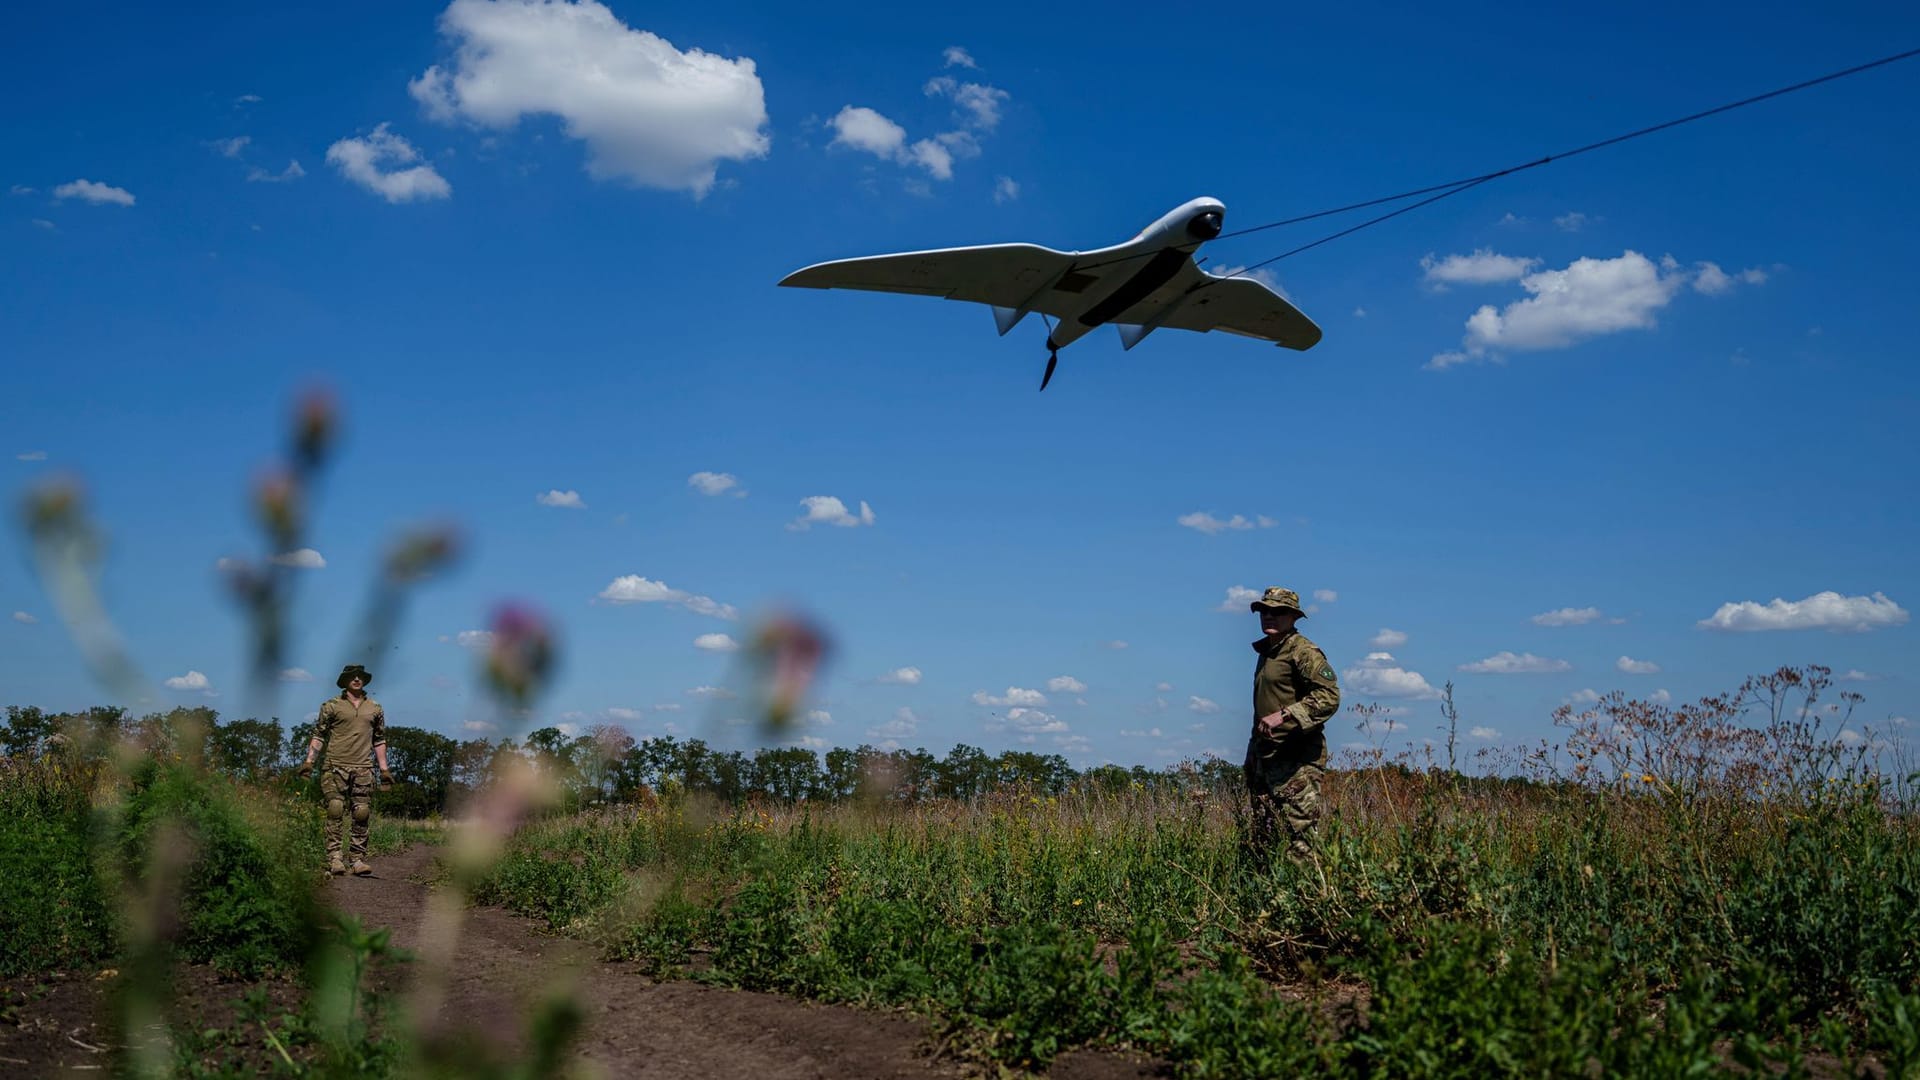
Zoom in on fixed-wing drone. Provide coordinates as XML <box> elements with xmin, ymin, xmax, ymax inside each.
<box><xmin>778</xmin><ymin>198</ymin><xmax>1322</xmax><ymax>390</ymax></box>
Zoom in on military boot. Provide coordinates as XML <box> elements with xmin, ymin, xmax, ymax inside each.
<box><xmin>329</xmin><ymin>856</ymin><xmax>347</xmax><ymax>876</ymax></box>
<box><xmin>351</xmin><ymin>859</ymin><xmax>373</xmax><ymax>877</ymax></box>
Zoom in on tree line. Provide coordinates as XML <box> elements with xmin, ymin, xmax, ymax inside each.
<box><xmin>3</xmin><ymin>705</ymin><xmax>1241</xmax><ymax>816</ymax></box>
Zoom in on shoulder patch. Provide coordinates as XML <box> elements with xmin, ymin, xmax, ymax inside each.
<box><xmin>1319</xmin><ymin>665</ymin><xmax>1337</xmax><ymax>680</ymax></box>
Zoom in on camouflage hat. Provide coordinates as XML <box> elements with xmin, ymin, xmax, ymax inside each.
<box><xmin>1249</xmin><ymin>587</ymin><xmax>1307</xmax><ymax>616</ymax></box>
<box><xmin>336</xmin><ymin>664</ymin><xmax>373</xmax><ymax>689</ymax></box>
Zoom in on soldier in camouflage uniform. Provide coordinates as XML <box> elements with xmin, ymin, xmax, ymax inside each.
<box><xmin>298</xmin><ymin>664</ymin><xmax>392</xmax><ymax>876</ymax></box>
<box><xmin>1243</xmin><ymin>588</ymin><xmax>1340</xmax><ymax>859</ymax></box>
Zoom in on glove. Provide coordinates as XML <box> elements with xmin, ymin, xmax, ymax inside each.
<box><xmin>296</xmin><ymin>762</ymin><xmax>315</xmax><ymax>779</ymax></box>
<box><xmin>379</xmin><ymin>768</ymin><xmax>395</xmax><ymax>786</ymax></box>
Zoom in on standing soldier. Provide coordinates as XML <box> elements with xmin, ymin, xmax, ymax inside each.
<box><xmin>1243</xmin><ymin>587</ymin><xmax>1340</xmax><ymax>859</ymax></box>
<box><xmin>298</xmin><ymin>664</ymin><xmax>393</xmax><ymax>876</ymax></box>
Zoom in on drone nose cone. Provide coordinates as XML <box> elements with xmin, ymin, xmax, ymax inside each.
<box><xmin>1188</xmin><ymin>210</ymin><xmax>1223</xmax><ymax>241</ymax></box>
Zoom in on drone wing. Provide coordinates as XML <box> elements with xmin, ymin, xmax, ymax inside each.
<box><xmin>778</xmin><ymin>243</ymin><xmax>1083</xmax><ymax>314</ymax></box>
<box><xmin>1157</xmin><ymin>273</ymin><xmax>1323</xmax><ymax>351</ymax></box>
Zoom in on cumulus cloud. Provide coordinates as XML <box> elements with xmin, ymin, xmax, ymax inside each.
<box><xmin>164</xmin><ymin>670</ymin><xmax>213</xmax><ymax>693</ymax></box>
<box><xmin>536</xmin><ymin>489</ymin><xmax>586</xmax><ymax>508</ymax></box>
<box><xmin>688</xmin><ymin>471</ymin><xmax>744</xmax><ymax>496</ymax></box>
<box><xmin>973</xmin><ymin>687</ymin><xmax>1047</xmax><ymax>707</ymax></box>
<box><xmin>595</xmin><ymin>576</ymin><xmax>737</xmax><ymax>619</ymax></box>
<box><xmin>867</xmin><ymin>706</ymin><xmax>918</xmax><ymax>745</ymax></box>
<box><xmin>942</xmin><ymin>46</ymin><xmax>977</xmax><ymax>68</ymax></box>
<box><xmin>410</xmin><ymin>0</ymin><xmax>768</xmax><ymax>196</ymax></box>
<box><xmin>1370</xmin><ymin>628</ymin><xmax>1408</xmax><ymax>648</ymax></box>
<box><xmin>693</xmin><ymin>633</ymin><xmax>738</xmax><ymax>652</ymax></box>
<box><xmin>1313</xmin><ymin>589</ymin><xmax>1338</xmax><ymax>603</ymax></box>
<box><xmin>993</xmin><ymin>175</ymin><xmax>1019</xmax><ymax>204</ymax></box>
<box><xmin>1187</xmin><ymin>696</ymin><xmax>1220</xmax><ymax>715</ymax></box>
<box><xmin>1697</xmin><ymin>591</ymin><xmax>1908</xmax><ymax>633</ymax></box>
<box><xmin>1047</xmin><ymin>676</ymin><xmax>1086</xmax><ymax>694</ymax></box>
<box><xmin>279</xmin><ymin>667</ymin><xmax>314</xmax><ymax>682</ymax></box>
<box><xmin>1216</xmin><ymin>585</ymin><xmax>1261</xmax><ymax>612</ymax></box>
<box><xmin>16</xmin><ymin>450</ymin><xmax>48</xmax><ymax>461</ymax></box>
<box><xmin>1532</xmin><ymin>606</ymin><xmax>1606</xmax><ymax>627</ymax></box>
<box><xmin>1344</xmin><ymin>652</ymin><xmax>1441</xmax><ymax>700</ymax></box>
<box><xmin>828</xmin><ymin>107</ymin><xmax>955</xmax><ymax>180</ymax></box>
<box><xmin>210</xmin><ymin>136</ymin><xmax>251</xmax><ymax>158</ymax></box>
<box><xmin>1459</xmin><ymin>651</ymin><xmax>1571</xmax><ymax>674</ymax></box>
<box><xmin>685</xmin><ymin>685</ymin><xmax>736</xmax><ymax>699</ymax></box>
<box><xmin>326</xmin><ymin>124</ymin><xmax>450</xmax><ymax>203</ymax></box>
<box><xmin>828</xmin><ymin>54</ymin><xmax>1009</xmax><ymax>183</ymax></box>
<box><xmin>1616</xmin><ymin>655</ymin><xmax>1660</xmax><ymax>675</ymax></box>
<box><xmin>988</xmin><ymin>706</ymin><xmax>1067</xmax><ymax>737</ymax></box>
<box><xmin>54</xmin><ymin>179</ymin><xmax>136</xmax><ymax>206</ymax></box>
<box><xmin>1553</xmin><ymin>212</ymin><xmax>1588</xmax><ymax>232</ymax></box>
<box><xmin>1469</xmin><ymin>725</ymin><xmax>1501</xmax><ymax>740</ymax></box>
<box><xmin>456</xmin><ymin>629</ymin><xmax>495</xmax><ymax>650</ymax></box>
<box><xmin>1566</xmin><ymin>688</ymin><xmax>1602</xmax><ymax>705</ymax></box>
<box><xmin>1426</xmin><ymin>250</ymin><xmax>1761</xmax><ymax>369</ymax></box>
<box><xmin>876</xmin><ymin>666</ymin><xmax>923</xmax><ymax>685</ymax></box>
<box><xmin>1838</xmin><ymin>670</ymin><xmax>1882</xmax><ymax>683</ymax></box>
<box><xmin>788</xmin><ymin>496</ymin><xmax>874</xmax><ymax>530</ymax></box>
<box><xmin>12</xmin><ymin>611</ymin><xmax>39</xmax><ymax>625</ymax></box>
<box><xmin>1206</xmin><ymin>265</ymin><xmax>1290</xmax><ymax>298</ymax></box>
<box><xmin>270</xmin><ymin>548</ymin><xmax>326</xmax><ymax>569</ymax></box>
<box><xmin>1102</xmin><ymin>640</ymin><xmax>1129</xmax><ymax>650</ymax></box>
<box><xmin>1179</xmin><ymin>512</ymin><xmax>1273</xmax><ymax>535</ymax></box>
<box><xmin>1420</xmin><ymin>249</ymin><xmax>1538</xmax><ymax>289</ymax></box>
<box><xmin>1649</xmin><ymin>689</ymin><xmax>1672</xmax><ymax>705</ymax></box>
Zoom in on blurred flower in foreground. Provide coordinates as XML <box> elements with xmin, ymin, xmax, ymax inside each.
<box><xmin>746</xmin><ymin>612</ymin><xmax>829</xmax><ymax>732</ymax></box>
<box><xmin>290</xmin><ymin>387</ymin><xmax>337</xmax><ymax>473</ymax></box>
<box><xmin>484</xmin><ymin>603</ymin><xmax>556</xmax><ymax>708</ymax></box>
<box><xmin>384</xmin><ymin>525</ymin><xmax>461</xmax><ymax>585</ymax></box>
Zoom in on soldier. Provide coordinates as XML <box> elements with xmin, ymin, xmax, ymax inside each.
<box><xmin>1243</xmin><ymin>587</ymin><xmax>1340</xmax><ymax>859</ymax></box>
<box><xmin>297</xmin><ymin>664</ymin><xmax>393</xmax><ymax>876</ymax></box>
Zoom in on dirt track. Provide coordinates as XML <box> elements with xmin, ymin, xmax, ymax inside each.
<box><xmin>2</xmin><ymin>844</ymin><xmax>1164</xmax><ymax>1078</ymax></box>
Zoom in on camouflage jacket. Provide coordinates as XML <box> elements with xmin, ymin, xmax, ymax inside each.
<box><xmin>1250</xmin><ymin>631</ymin><xmax>1340</xmax><ymax>764</ymax></box>
<box><xmin>314</xmin><ymin>693</ymin><xmax>386</xmax><ymax>768</ymax></box>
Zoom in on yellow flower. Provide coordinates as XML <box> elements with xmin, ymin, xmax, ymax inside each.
<box><xmin>1641</xmin><ymin>774</ymin><xmax>1654</xmax><ymax>783</ymax></box>
<box><xmin>1072</xmin><ymin>898</ymin><xmax>1083</xmax><ymax>907</ymax></box>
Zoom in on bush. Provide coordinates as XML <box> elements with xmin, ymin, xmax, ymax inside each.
<box><xmin>0</xmin><ymin>758</ymin><xmax>114</xmax><ymax>974</ymax></box>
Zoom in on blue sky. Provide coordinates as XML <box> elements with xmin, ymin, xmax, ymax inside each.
<box><xmin>5</xmin><ymin>1</ymin><xmax>1916</xmax><ymax>769</ymax></box>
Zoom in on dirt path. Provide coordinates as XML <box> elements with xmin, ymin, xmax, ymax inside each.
<box><xmin>1</xmin><ymin>844</ymin><xmax>1162</xmax><ymax>1078</ymax></box>
<box><xmin>328</xmin><ymin>845</ymin><xmax>1162</xmax><ymax>1079</ymax></box>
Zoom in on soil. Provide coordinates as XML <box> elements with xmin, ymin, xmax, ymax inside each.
<box><xmin>0</xmin><ymin>844</ymin><xmax>1171</xmax><ymax>1078</ymax></box>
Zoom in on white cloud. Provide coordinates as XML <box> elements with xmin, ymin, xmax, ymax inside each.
<box><xmin>15</xmin><ymin>450</ymin><xmax>47</xmax><ymax>461</ymax></box>
<box><xmin>1187</xmin><ymin>696</ymin><xmax>1220</xmax><ymax>715</ymax></box>
<box><xmin>1692</xmin><ymin>261</ymin><xmax>1733</xmax><ymax>295</ymax></box>
<box><xmin>1649</xmin><ymin>689</ymin><xmax>1672</xmax><ymax>705</ymax></box>
<box><xmin>596</xmin><ymin>575</ymin><xmax>738</xmax><ymax>619</ymax></box>
<box><xmin>1102</xmin><ymin>640</ymin><xmax>1129</xmax><ymax>650</ymax></box>
<box><xmin>1532</xmin><ymin>606</ymin><xmax>1605</xmax><ymax>627</ymax></box>
<box><xmin>1697</xmin><ymin>591</ymin><xmax>1908</xmax><ymax>633</ymax></box>
<box><xmin>1553</xmin><ymin>212</ymin><xmax>1588</xmax><ymax>232</ymax></box>
<box><xmin>1420</xmin><ymin>249</ymin><xmax>1537</xmax><ymax>289</ymax></box>
<box><xmin>235</xmin><ymin>94</ymin><xmax>263</xmax><ymax>105</ymax></box>
<box><xmin>1838</xmin><ymin>670</ymin><xmax>1881</xmax><ymax>682</ymax></box>
<box><xmin>828</xmin><ymin>107</ymin><xmax>955</xmax><ymax>181</ymax></box>
<box><xmin>1740</xmin><ymin>267</ymin><xmax>1769</xmax><ymax>285</ymax></box>
<box><xmin>1344</xmin><ymin>652</ymin><xmax>1441</xmax><ymax>700</ymax></box>
<box><xmin>11</xmin><ymin>185</ymin><xmax>37</xmax><ymax>195</ymax></box>
<box><xmin>693</xmin><ymin>633</ymin><xmax>738</xmax><ymax>652</ymax></box>
<box><xmin>1469</xmin><ymin>725</ymin><xmax>1501</xmax><ymax>740</ymax></box>
<box><xmin>993</xmin><ymin>175</ymin><xmax>1019</xmax><ymax>204</ymax></box>
<box><xmin>12</xmin><ymin>611</ymin><xmax>38</xmax><ymax>625</ymax></box>
<box><xmin>279</xmin><ymin>667</ymin><xmax>314</xmax><ymax>683</ymax></box>
<box><xmin>685</xmin><ymin>685</ymin><xmax>736</xmax><ymax>699</ymax></box>
<box><xmin>31</xmin><ymin>218</ymin><xmax>54</xmax><ymax>230</ymax></box>
<box><xmin>210</xmin><ymin>136</ymin><xmax>251</xmax><ymax>158</ymax></box>
<box><xmin>942</xmin><ymin>46</ymin><xmax>977</xmax><ymax>69</ymax></box>
<box><xmin>1178</xmin><ymin>511</ymin><xmax>1269</xmax><ymax>534</ymax></box>
<box><xmin>1354</xmin><ymin>306</ymin><xmax>1368</xmax><ymax>317</ymax></box>
<box><xmin>1207</xmin><ymin>265</ymin><xmax>1290</xmax><ymax>298</ymax></box>
<box><xmin>688</xmin><ymin>471</ymin><xmax>744</xmax><ymax>497</ymax></box>
<box><xmin>1155</xmin><ymin>682</ymin><xmax>1173</xmax><ymax>692</ymax></box>
<box><xmin>876</xmin><ymin>666</ymin><xmax>923</xmax><ymax>685</ymax></box>
<box><xmin>246</xmin><ymin>160</ymin><xmax>307</xmax><ymax>183</ymax></box>
<box><xmin>410</xmin><ymin>0</ymin><xmax>768</xmax><ymax>196</ymax></box>
<box><xmin>1047</xmin><ymin>675</ymin><xmax>1086</xmax><ymax>694</ymax></box>
<box><xmin>270</xmin><ymin>548</ymin><xmax>326</xmax><ymax>569</ymax></box>
<box><xmin>804</xmin><ymin>709</ymin><xmax>831</xmax><ymax>726</ymax></box>
<box><xmin>1216</xmin><ymin>585</ymin><xmax>1261</xmax><ymax>612</ymax></box>
<box><xmin>1370</xmin><ymin>628</ymin><xmax>1408</xmax><ymax>648</ymax></box>
<box><xmin>1616</xmin><ymin>655</ymin><xmax>1661</xmax><ymax>675</ymax></box>
<box><xmin>973</xmin><ymin>686</ymin><xmax>1047</xmax><ymax>707</ymax></box>
<box><xmin>164</xmin><ymin>670</ymin><xmax>212</xmax><ymax>692</ymax></box>
<box><xmin>464</xmin><ymin>719</ymin><xmax>498</xmax><ymax>733</ymax></box>
<box><xmin>605</xmin><ymin>706</ymin><xmax>643</xmax><ymax>722</ymax></box>
<box><xmin>54</xmin><ymin>179</ymin><xmax>135</xmax><ymax>206</ymax></box>
<box><xmin>1427</xmin><ymin>251</ymin><xmax>1741</xmax><ymax>369</ymax></box>
<box><xmin>1565</xmin><ymin>688</ymin><xmax>1602</xmax><ymax>705</ymax></box>
<box><xmin>1313</xmin><ymin>589</ymin><xmax>1338</xmax><ymax>603</ymax></box>
<box><xmin>1459</xmin><ymin>651</ymin><xmax>1571</xmax><ymax>674</ymax></box>
<box><xmin>456</xmin><ymin>629</ymin><xmax>495</xmax><ymax>650</ymax></box>
<box><xmin>788</xmin><ymin>496</ymin><xmax>875</xmax><ymax>530</ymax></box>
<box><xmin>924</xmin><ymin>76</ymin><xmax>1008</xmax><ymax>131</ymax></box>
<box><xmin>650</xmin><ymin>703</ymin><xmax>682</xmax><ymax>713</ymax></box>
<box><xmin>326</xmin><ymin>124</ymin><xmax>451</xmax><ymax>203</ymax></box>
<box><xmin>535</xmin><ymin>489</ymin><xmax>587</xmax><ymax>509</ymax></box>
<box><xmin>867</xmin><ymin>706</ymin><xmax>918</xmax><ymax>745</ymax></box>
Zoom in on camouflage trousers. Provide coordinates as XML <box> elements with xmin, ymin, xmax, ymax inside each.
<box><xmin>1242</xmin><ymin>745</ymin><xmax>1324</xmax><ymax>859</ymax></box>
<box><xmin>321</xmin><ymin>765</ymin><xmax>375</xmax><ymax>862</ymax></box>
